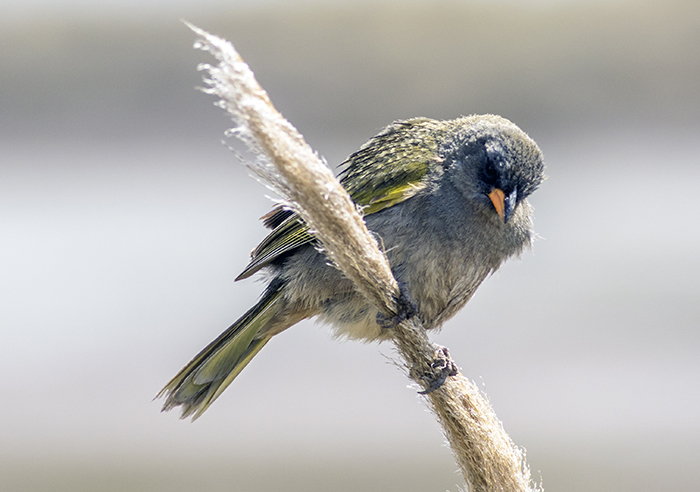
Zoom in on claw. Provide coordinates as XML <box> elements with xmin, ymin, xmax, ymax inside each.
<box><xmin>376</xmin><ymin>283</ymin><xmax>418</xmax><ymax>329</ymax></box>
<box><xmin>418</xmin><ymin>346</ymin><xmax>459</xmax><ymax>394</ymax></box>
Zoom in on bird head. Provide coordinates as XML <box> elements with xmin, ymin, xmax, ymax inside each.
<box><xmin>442</xmin><ymin>115</ymin><xmax>545</xmax><ymax>223</ymax></box>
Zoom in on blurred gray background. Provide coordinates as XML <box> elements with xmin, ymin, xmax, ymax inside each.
<box><xmin>1</xmin><ymin>1</ymin><xmax>699</xmax><ymax>491</ymax></box>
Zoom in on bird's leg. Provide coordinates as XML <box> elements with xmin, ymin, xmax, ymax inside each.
<box><xmin>418</xmin><ymin>345</ymin><xmax>459</xmax><ymax>394</ymax></box>
<box><xmin>374</xmin><ymin>285</ymin><xmax>456</xmax><ymax>392</ymax></box>
<box><xmin>376</xmin><ymin>282</ymin><xmax>418</xmax><ymax>329</ymax></box>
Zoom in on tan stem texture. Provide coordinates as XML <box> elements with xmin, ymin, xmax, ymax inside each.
<box><xmin>185</xmin><ymin>23</ymin><xmax>540</xmax><ymax>492</ymax></box>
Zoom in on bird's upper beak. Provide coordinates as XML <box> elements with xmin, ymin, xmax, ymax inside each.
<box><xmin>488</xmin><ymin>188</ymin><xmax>517</xmax><ymax>223</ymax></box>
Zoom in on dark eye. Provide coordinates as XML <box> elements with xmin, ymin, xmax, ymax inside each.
<box><xmin>482</xmin><ymin>158</ymin><xmax>499</xmax><ymax>187</ymax></box>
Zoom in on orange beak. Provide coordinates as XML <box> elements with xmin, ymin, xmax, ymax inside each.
<box><xmin>488</xmin><ymin>188</ymin><xmax>506</xmax><ymax>221</ymax></box>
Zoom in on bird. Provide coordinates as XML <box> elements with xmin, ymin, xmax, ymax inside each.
<box><xmin>158</xmin><ymin>114</ymin><xmax>545</xmax><ymax>420</ymax></box>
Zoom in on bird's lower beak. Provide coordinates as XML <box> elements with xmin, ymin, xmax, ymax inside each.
<box><xmin>488</xmin><ymin>188</ymin><xmax>506</xmax><ymax>220</ymax></box>
<box><xmin>488</xmin><ymin>188</ymin><xmax>517</xmax><ymax>223</ymax></box>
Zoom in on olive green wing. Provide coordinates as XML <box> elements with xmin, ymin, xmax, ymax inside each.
<box><xmin>235</xmin><ymin>212</ymin><xmax>313</xmax><ymax>280</ymax></box>
<box><xmin>338</xmin><ymin>118</ymin><xmax>442</xmax><ymax>215</ymax></box>
<box><xmin>235</xmin><ymin>118</ymin><xmax>442</xmax><ymax>281</ymax></box>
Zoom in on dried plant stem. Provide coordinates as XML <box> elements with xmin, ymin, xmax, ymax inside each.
<box><xmin>186</xmin><ymin>23</ymin><xmax>538</xmax><ymax>492</ymax></box>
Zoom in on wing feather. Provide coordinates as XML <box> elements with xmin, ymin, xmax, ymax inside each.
<box><xmin>236</xmin><ymin>118</ymin><xmax>443</xmax><ymax>280</ymax></box>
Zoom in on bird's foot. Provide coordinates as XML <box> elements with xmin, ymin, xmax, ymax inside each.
<box><xmin>418</xmin><ymin>345</ymin><xmax>459</xmax><ymax>394</ymax></box>
<box><xmin>376</xmin><ymin>283</ymin><xmax>418</xmax><ymax>329</ymax></box>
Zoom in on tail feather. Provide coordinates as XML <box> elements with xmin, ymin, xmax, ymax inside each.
<box><xmin>157</xmin><ymin>283</ymin><xmax>284</xmax><ymax>420</ymax></box>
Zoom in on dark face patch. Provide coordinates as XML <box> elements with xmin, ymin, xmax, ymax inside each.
<box><xmin>478</xmin><ymin>132</ymin><xmax>545</xmax><ymax>203</ymax></box>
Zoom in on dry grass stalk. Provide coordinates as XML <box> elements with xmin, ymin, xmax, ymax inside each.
<box><xmin>185</xmin><ymin>23</ymin><xmax>539</xmax><ymax>492</ymax></box>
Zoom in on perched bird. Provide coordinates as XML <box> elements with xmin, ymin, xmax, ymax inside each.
<box><xmin>158</xmin><ymin>114</ymin><xmax>545</xmax><ymax>420</ymax></box>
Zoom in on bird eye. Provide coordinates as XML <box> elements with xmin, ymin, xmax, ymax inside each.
<box><xmin>482</xmin><ymin>158</ymin><xmax>499</xmax><ymax>186</ymax></box>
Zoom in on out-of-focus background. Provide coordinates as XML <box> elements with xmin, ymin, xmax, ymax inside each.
<box><xmin>2</xmin><ymin>1</ymin><xmax>699</xmax><ymax>491</ymax></box>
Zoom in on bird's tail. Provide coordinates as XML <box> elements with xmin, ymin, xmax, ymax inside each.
<box><xmin>157</xmin><ymin>281</ymin><xmax>285</xmax><ymax>420</ymax></box>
